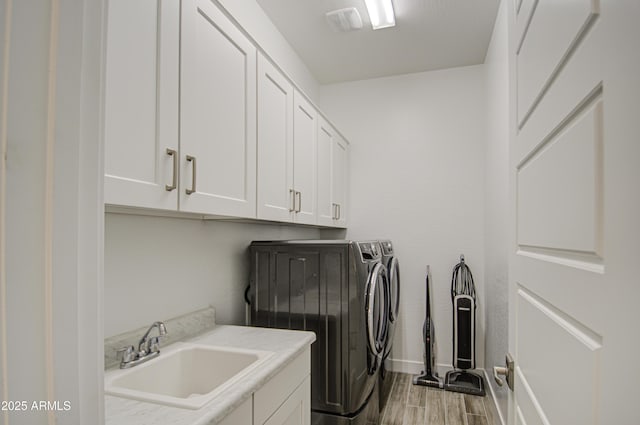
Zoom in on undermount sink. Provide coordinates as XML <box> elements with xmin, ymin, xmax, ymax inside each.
<box><xmin>105</xmin><ymin>343</ymin><xmax>273</xmax><ymax>409</ymax></box>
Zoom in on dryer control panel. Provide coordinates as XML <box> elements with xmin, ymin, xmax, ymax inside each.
<box><xmin>380</xmin><ymin>240</ymin><xmax>393</xmax><ymax>255</ymax></box>
<box><xmin>358</xmin><ymin>241</ymin><xmax>381</xmax><ymax>261</ymax></box>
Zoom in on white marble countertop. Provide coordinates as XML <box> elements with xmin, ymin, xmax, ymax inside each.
<box><xmin>105</xmin><ymin>325</ymin><xmax>315</xmax><ymax>425</ymax></box>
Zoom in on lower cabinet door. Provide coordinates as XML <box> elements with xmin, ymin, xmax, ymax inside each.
<box><xmin>220</xmin><ymin>397</ymin><xmax>252</xmax><ymax>425</ymax></box>
<box><xmin>263</xmin><ymin>375</ymin><xmax>310</xmax><ymax>425</ymax></box>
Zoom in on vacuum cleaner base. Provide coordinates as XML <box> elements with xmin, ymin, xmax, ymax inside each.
<box><xmin>413</xmin><ymin>371</ymin><xmax>443</xmax><ymax>389</ymax></box>
<box><xmin>444</xmin><ymin>370</ymin><xmax>486</xmax><ymax>396</ymax></box>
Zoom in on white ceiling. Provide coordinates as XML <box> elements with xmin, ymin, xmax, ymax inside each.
<box><xmin>255</xmin><ymin>0</ymin><xmax>501</xmax><ymax>84</ymax></box>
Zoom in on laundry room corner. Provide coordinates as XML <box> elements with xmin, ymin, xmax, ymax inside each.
<box><xmin>319</xmin><ymin>64</ymin><xmax>487</xmax><ymax>377</ymax></box>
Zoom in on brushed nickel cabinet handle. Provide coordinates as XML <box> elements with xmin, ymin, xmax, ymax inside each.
<box><xmin>289</xmin><ymin>189</ymin><xmax>295</xmax><ymax>212</ymax></box>
<box><xmin>165</xmin><ymin>148</ymin><xmax>177</xmax><ymax>191</ymax></box>
<box><xmin>295</xmin><ymin>191</ymin><xmax>302</xmax><ymax>213</ymax></box>
<box><xmin>337</xmin><ymin>203</ymin><xmax>341</xmax><ymax>220</ymax></box>
<box><xmin>332</xmin><ymin>203</ymin><xmax>337</xmax><ymax>220</ymax></box>
<box><xmin>185</xmin><ymin>155</ymin><xmax>196</xmax><ymax>195</ymax></box>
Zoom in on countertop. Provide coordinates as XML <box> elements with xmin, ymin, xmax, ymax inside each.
<box><xmin>105</xmin><ymin>325</ymin><xmax>316</xmax><ymax>425</ymax></box>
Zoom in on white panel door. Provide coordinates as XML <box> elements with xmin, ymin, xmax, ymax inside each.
<box><xmin>292</xmin><ymin>92</ymin><xmax>317</xmax><ymax>225</ymax></box>
<box><xmin>104</xmin><ymin>0</ymin><xmax>179</xmax><ymax>210</ymax></box>
<box><xmin>256</xmin><ymin>53</ymin><xmax>294</xmax><ymax>222</ymax></box>
<box><xmin>332</xmin><ymin>135</ymin><xmax>348</xmax><ymax>228</ymax></box>
<box><xmin>507</xmin><ymin>1</ymin><xmax>640</xmax><ymax>424</ymax></box>
<box><xmin>316</xmin><ymin>117</ymin><xmax>335</xmax><ymax>226</ymax></box>
<box><xmin>180</xmin><ymin>0</ymin><xmax>257</xmax><ymax>218</ymax></box>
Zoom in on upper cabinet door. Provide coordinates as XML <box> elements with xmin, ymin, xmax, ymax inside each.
<box><xmin>292</xmin><ymin>92</ymin><xmax>317</xmax><ymax>225</ymax></box>
<box><xmin>104</xmin><ymin>0</ymin><xmax>179</xmax><ymax>210</ymax></box>
<box><xmin>332</xmin><ymin>135</ymin><xmax>348</xmax><ymax>227</ymax></box>
<box><xmin>256</xmin><ymin>54</ymin><xmax>294</xmax><ymax>222</ymax></box>
<box><xmin>180</xmin><ymin>0</ymin><xmax>257</xmax><ymax>218</ymax></box>
<box><xmin>316</xmin><ymin>117</ymin><xmax>335</xmax><ymax>227</ymax></box>
<box><xmin>317</xmin><ymin>117</ymin><xmax>349</xmax><ymax>228</ymax></box>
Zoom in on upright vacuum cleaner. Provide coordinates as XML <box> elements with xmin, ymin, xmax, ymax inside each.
<box><xmin>444</xmin><ymin>255</ymin><xmax>486</xmax><ymax>396</ymax></box>
<box><xmin>413</xmin><ymin>265</ymin><xmax>443</xmax><ymax>388</ymax></box>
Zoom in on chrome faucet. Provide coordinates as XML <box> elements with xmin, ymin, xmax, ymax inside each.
<box><xmin>117</xmin><ymin>321</ymin><xmax>168</xmax><ymax>369</ymax></box>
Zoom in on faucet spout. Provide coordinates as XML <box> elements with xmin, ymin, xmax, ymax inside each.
<box><xmin>138</xmin><ymin>321</ymin><xmax>167</xmax><ymax>353</ymax></box>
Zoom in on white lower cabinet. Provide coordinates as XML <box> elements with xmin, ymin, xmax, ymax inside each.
<box><xmin>263</xmin><ymin>376</ymin><xmax>310</xmax><ymax>425</ymax></box>
<box><xmin>218</xmin><ymin>347</ymin><xmax>310</xmax><ymax>425</ymax></box>
<box><xmin>211</xmin><ymin>347</ymin><xmax>312</xmax><ymax>425</ymax></box>
<box><xmin>219</xmin><ymin>397</ymin><xmax>252</xmax><ymax>425</ymax></box>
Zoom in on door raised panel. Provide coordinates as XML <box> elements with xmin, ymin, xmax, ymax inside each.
<box><xmin>515</xmin><ymin>288</ymin><xmax>601</xmax><ymax>425</ymax></box>
<box><xmin>517</xmin><ymin>0</ymin><xmax>599</xmax><ymax>127</ymax></box>
<box><xmin>180</xmin><ymin>0</ymin><xmax>256</xmax><ymax>217</ymax></box>
<box><xmin>517</xmin><ymin>100</ymin><xmax>603</xmax><ymax>256</ymax></box>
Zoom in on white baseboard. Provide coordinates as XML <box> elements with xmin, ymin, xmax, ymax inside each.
<box><xmin>482</xmin><ymin>369</ymin><xmax>507</xmax><ymax>425</ymax></box>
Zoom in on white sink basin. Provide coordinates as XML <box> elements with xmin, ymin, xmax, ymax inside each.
<box><xmin>105</xmin><ymin>343</ymin><xmax>273</xmax><ymax>409</ymax></box>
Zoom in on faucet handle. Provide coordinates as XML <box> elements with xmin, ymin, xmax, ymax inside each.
<box><xmin>116</xmin><ymin>345</ymin><xmax>136</xmax><ymax>364</ymax></box>
<box><xmin>147</xmin><ymin>335</ymin><xmax>164</xmax><ymax>354</ymax></box>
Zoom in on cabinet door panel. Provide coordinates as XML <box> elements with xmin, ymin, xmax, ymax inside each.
<box><xmin>219</xmin><ymin>397</ymin><xmax>252</xmax><ymax>425</ymax></box>
<box><xmin>180</xmin><ymin>0</ymin><xmax>256</xmax><ymax>217</ymax></box>
<box><xmin>292</xmin><ymin>93</ymin><xmax>317</xmax><ymax>225</ymax></box>
<box><xmin>317</xmin><ymin>117</ymin><xmax>349</xmax><ymax>228</ymax></box>
<box><xmin>332</xmin><ymin>136</ymin><xmax>348</xmax><ymax>227</ymax></box>
<box><xmin>263</xmin><ymin>376</ymin><xmax>310</xmax><ymax>425</ymax></box>
<box><xmin>257</xmin><ymin>54</ymin><xmax>294</xmax><ymax>222</ymax></box>
<box><xmin>104</xmin><ymin>0</ymin><xmax>179</xmax><ymax>209</ymax></box>
<box><xmin>316</xmin><ymin>118</ymin><xmax>334</xmax><ymax>226</ymax></box>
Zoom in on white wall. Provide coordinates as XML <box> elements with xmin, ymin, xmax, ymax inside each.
<box><xmin>2</xmin><ymin>0</ymin><xmax>105</xmax><ymax>423</ymax></box>
<box><xmin>216</xmin><ymin>0</ymin><xmax>320</xmax><ymax>103</ymax></box>
<box><xmin>319</xmin><ymin>66</ymin><xmax>487</xmax><ymax>373</ymax></box>
<box><xmin>104</xmin><ymin>214</ymin><xmax>324</xmax><ymax>337</ymax></box>
<box><xmin>483</xmin><ymin>0</ymin><xmax>509</xmax><ymax>421</ymax></box>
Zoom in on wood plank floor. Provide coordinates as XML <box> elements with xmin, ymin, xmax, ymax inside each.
<box><xmin>380</xmin><ymin>373</ymin><xmax>500</xmax><ymax>425</ymax></box>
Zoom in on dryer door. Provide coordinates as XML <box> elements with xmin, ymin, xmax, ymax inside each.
<box><xmin>383</xmin><ymin>256</ymin><xmax>400</xmax><ymax>359</ymax></box>
<box><xmin>388</xmin><ymin>257</ymin><xmax>400</xmax><ymax>323</ymax></box>
<box><xmin>365</xmin><ymin>263</ymin><xmax>389</xmax><ymax>365</ymax></box>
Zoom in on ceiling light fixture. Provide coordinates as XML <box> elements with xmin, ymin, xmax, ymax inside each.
<box><xmin>363</xmin><ymin>0</ymin><xmax>396</xmax><ymax>30</ymax></box>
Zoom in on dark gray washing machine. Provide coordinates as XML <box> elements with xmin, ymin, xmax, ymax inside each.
<box><xmin>248</xmin><ymin>240</ymin><xmax>389</xmax><ymax>425</ymax></box>
<box><xmin>378</xmin><ymin>240</ymin><xmax>400</xmax><ymax>411</ymax></box>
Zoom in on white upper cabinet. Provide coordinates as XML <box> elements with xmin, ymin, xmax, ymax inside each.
<box><xmin>316</xmin><ymin>119</ymin><xmax>334</xmax><ymax>226</ymax></box>
<box><xmin>103</xmin><ymin>0</ymin><xmax>347</xmax><ymax>227</ymax></box>
<box><xmin>180</xmin><ymin>0</ymin><xmax>257</xmax><ymax>218</ymax></box>
<box><xmin>317</xmin><ymin>117</ymin><xmax>349</xmax><ymax>227</ymax></box>
<box><xmin>332</xmin><ymin>135</ymin><xmax>348</xmax><ymax>227</ymax></box>
<box><xmin>104</xmin><ymin>0</ymin><xmax>179</xmax><ymax>210</ymax></box>
<box><xmin>256</xmin><ymin>54</ymin><xmax>294</xmax><ymax>222</ymax></box>
<box><xmin>292</xmin><ymin>92</ymin><xmax>318</xmax><ymax>225</ymax></box>
<box><xmin>257</xmin><ymin>58</ymin><xmax>318</xmax><ymax>226</ymax></box>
